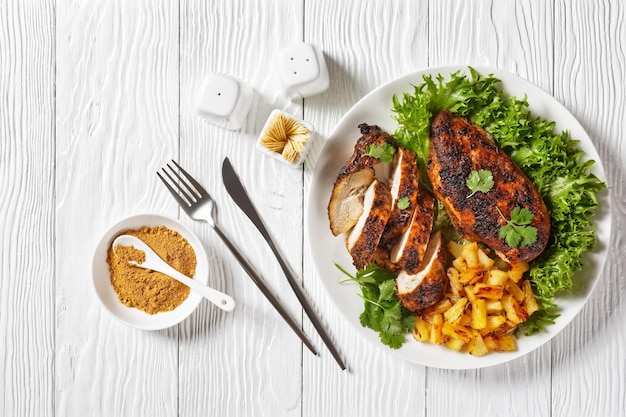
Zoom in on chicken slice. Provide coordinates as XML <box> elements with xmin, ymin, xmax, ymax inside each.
<box><xmin>379</xmin><ymin>147</ymin><xmax>420</xmax><ymax>248</ymax></box>
<box><xmin>395</xmin><ymin>230</ymin><xmax>448</xmax><ymax>311</ymax></box>
<box><xmin>346</xmin><ymin>179</ymin><xmax>393</xmax><ymax>270</ymax></box>
<box><xmin>371</xmin><ymin>246</ymin><xmax>401</xmax><ymax>272</ymax></box>
<box><xmin>328</xmin><ymin>168</ymin><xmax>375</xmax><ymax>236</ymax></box>
<box><xmin>428</xmin><ymin>110</ymin><xmax>550</xmax><ymax>263</ymax></box>
<box><xmin>340</xmin><ymin>123</ymin><xmax>397</xmax><ymax>176</ymax></box>
<box><xmin>390</xmin><ymin>189</ymin><xmax>435</xmax><ymax>274</ymax></box>
<box><xmin>328</xmin><ymin>123</ymin><xmax>396</xmax><ymax>236</ymax></box>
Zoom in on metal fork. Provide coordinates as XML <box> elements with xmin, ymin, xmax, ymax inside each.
<box><xmin>157</xmin><ymin>160</ymin><xmax>319</xmax><ymax>356</ymax></box>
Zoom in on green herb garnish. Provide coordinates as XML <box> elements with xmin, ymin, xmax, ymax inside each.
<box><xmin>364</xmin><ymin>143</ymin><xmax>396</xmax><ymax>163</ymax></box>
<box><xmin>466</xmin><ymin>169</ymin><xmax>494</xmax><ymax>198</ymax></box>
<box><xmin>337</xmin><ymin>263</ymin><xmax>415</xmax><ymax>349</ymax></box>
<box><xmin>497</xmin><ymin>206</ymin><xmax>538</xmax><ymax>248</ymax></box>
<box><xmin>397</xmin><ymin>196</ymin><xmax>410</xmax><ymax>210</ymax></box>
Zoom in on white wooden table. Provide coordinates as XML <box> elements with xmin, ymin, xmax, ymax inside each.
<box><xmin>1</xmin><ymin>1</ymin><xmax>625</xmax><ymax>416</ymax></box>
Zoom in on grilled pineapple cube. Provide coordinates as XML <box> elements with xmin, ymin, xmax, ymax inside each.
<box><xmin>508</xmin><ymin>262</ymin><xmax>530</xmax><ymax>283</ymax></box>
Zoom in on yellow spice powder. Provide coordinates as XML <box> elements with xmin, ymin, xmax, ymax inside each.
<box><xmin>106</xmin><ymin>225</ymin><xmax>197</xmax><ymax>315</ymax></box>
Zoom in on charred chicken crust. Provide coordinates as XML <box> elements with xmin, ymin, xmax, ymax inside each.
<box><xmin>328</xmin><ymin>123</ymin><xmax>397</xmax><ymax>236</ymax></box>
<box><xmin>427</xmin><ymin>110</ymin><xmax>550</xmax><ymax>263</ymax></box>
<box><xmin>346</xmin><ymin>179</ymin><xmax>393</xmax><ymax>270</ymax></box>
<box><xmin>380</xmin><ymin>147</ymin><xmax>421</xmax><ymax>248</ymax></box>
<box><xmin>390</xmin><ymin>189</ymin><xmax>436</xmax><ymax>274</ymax></box>
<box><xmin>396</xmin><ymin>230</ymin><xmax>448</xmax><ymax>311</ymax></box>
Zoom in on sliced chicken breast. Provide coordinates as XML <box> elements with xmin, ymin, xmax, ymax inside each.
<box><xmin>390</xmin><ymin>189</ymin><xmax>435</xmax><ymax>274</ymax></box>
<box><xmin>396</xmin><ymin>230</ymin><xmax>448</xmax><ymax>311</ymax></box>
<box><xmin>379</xmin><ymin>147</ymin><xmax>420</xmax><ymax>248</ymax></box>
<box><xmin>328</xmin><ymin>168</ymin><xmax>375</xmax><ymax>236</ymax></box>
<box><xmin>346</xmin><ymin>179</ymin><xmax>393</xmax><ymax>270</ymax></box>
<box><xmin>328</xmin><ymin>123</ymin><xmax>396</xmax><ymax>236</ymax></box>
<box><xmin>371</xmin><ymin>246</ymin><xmax>401</xmax><ymax>272</ymax></box>
<box><xmin>340</xmin><ymin>123</ymin><xmax>397</xmax><ymax>176</ymax></box>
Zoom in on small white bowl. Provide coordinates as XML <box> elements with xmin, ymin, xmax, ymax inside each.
<box><xmin>92</xmin><ymin>214</ymin><xmax>209</xmax><ymax>330</ymax></box>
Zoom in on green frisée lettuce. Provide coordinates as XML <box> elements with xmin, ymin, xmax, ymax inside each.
<box><xmin>391</xmin><ymin>67</ymin><xmax>606</xmax><ymax>335</ymax></box>
<box><xmin>392</xmin><ymin>68</ymin><xmax>503</xmax><ymax>189</ymax></box>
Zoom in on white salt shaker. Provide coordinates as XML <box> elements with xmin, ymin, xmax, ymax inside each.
<box><xmin>195</xmin><ymin>73</ymin><xmax>253</xmax><ymax>130</ymax></box>
<box><xmin>276</xmin><ymin>43</ymin><xmax>329</xmax><ymax>99</ymax></box>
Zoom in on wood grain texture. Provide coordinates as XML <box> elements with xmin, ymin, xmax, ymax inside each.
<box><xmin>0</xmin><ymin>1</ymin><xmax>55</xmax><ymax>416</ymax></box>
<box><xmin>178</xmin><ymin>1</ymin><xmax>305</xmax><ymax>416</ymax></box>
<box><xmin>55</xmin><ymin>0</ymin><xmax>180</xmax><ymax>415</ymax></box>
<box><xmin>429</xmin><ymin>0</ymin><xmax>553</xmax><ymax>90</ymax></box>
<box><xmin>552</xmin><ymin>1</ymin><xmax>626</xmax><ymax>416</ymax></box>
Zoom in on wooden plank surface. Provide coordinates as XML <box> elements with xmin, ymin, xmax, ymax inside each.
<box><xmin>0</xmin><ymin>1</ymin><xmax>55</xmax><ymax>416</ymax></box>
<box><xmin>55</xmin><ymin>0</ymin><xmax>180</xmax><ymax>415</ymax></box>
<box><xmin>0</xmin><ymin>0</ymin><xmax>624</xmax><ymax>416</ymax></box>
<box><xmin>551</xmin><ymin>1</ymin><xmax>626</xmax><ymax>416</ymax></box>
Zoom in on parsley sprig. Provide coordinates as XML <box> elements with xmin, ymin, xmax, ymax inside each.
<box><xmin>466</xmin><ymin>169</ymin><xmax>494</xmax><ymax>198</ymax></box>
<box><xmin>364</xmin><ymin>143</ymin><xmax>396</xmax><ymax>163</ymax></box>
<box><xmin>497</xmin><ymin>206</ymin><xmax>538</xmax><ymax>248</ymax></box>
<box><xmin>336</xmin><ymin>263</ymin><xmax>415</xmax><ymax>349</ymax></box>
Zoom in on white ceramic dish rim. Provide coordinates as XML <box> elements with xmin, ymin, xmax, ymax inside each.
<box><xmin>306</xmin><ymin>65</ymin><xmax>611</xmax><ymax>369</ymax></box>
<box><xmin>92</xmin><ymin>213</ymin><xmax>209</xmax><ymax>330</ymax></box>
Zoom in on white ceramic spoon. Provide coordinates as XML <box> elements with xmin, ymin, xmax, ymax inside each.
<box><xmin>112</xmin><ymin>234</ymin><xmax>236</xmax><ymax>312</ymax></box>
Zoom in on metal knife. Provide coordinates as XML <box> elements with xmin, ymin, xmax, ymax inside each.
<box><xmin>222</xmin><ymin>157</ymin><xmax>346</xmax><ymax>370</ymax></box>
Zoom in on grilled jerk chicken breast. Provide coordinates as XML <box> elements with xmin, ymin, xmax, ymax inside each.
<box><xmin>379</xmin><ymin>147</ymin><xmax>421</xmax><ymax>248</ymax></box>
<box><xmin>390</xmin><ymin>189</ymin><xmax>435</xmax><ymax>274</ymax></box>
<box><xmin>328</xmin><ymin>168</ymin><xmax>375</xmax><ymax>236</ymax></box>
<box><xmin>346</xmin><ymin>179</ymin><xmax>393</xmax><ymax>270</ymax></box>
<box><xmin>341</xmin><ymin>123</ymin><xmax>396</xmax><ymax>176</ymax></box>
<box><xmin>396</xmin><ymin>230</ymin><xmax>447</xmax><ymax>311</ymax></box>
<box><xmin>428</xmin><ymin>110</ymin><xmax>550</xmax><ymax>263</ymax></box>
<box><xmin>328</xmin><ymin>123</ymin><xmax>396</xmax><ymax>236</ymax></box>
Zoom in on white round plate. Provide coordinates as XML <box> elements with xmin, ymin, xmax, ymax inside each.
<box><xmin>92</xmin><ymin>213</ymin><xmax>210</xmax><ymax>330</ymax></box>
<box><xmin>307</xmin><ymin>66</ymin><xmax>611</xmax><ymax>369</ymax></box>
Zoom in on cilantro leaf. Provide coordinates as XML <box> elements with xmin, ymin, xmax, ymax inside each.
<box><xmin>355</xmin><ymin>263</ymin><xmax>396</xmax><ymax>284</ymax></box>
<box><xmin>364</xmin><ymin>143</ymin><xmax>396</xmax><ymax>163</ymax></box>
<box><xmin>336</xmin><ymin>263</ymin><xmax>415</xmax><ymax>349</ymax></box>
<box><xmin>397</xmin><ymin>196</ymin><xmax>410</xmax><ymax>210</ymax></box>
<box><xmin>497</xmin><ymin>206</ymin><xmax>538</xmax><ymax>248</ymax></box>
<box><xmin>378</xmin><ymin>279</ymin><xmax>396</xmax><ymax>303</ymax></box>
<box><xmin>380</xmin><ymin>304</ymin><xmax>404</xmax><ymax>334</ymax></box>
<box><xmin>466</xmin><ymin>169</ymin><xmax>494</xmax><ymax>198</ymax></box>
<box><xmin>499</xmin><ymin>224</ymin><xmax>522</xmax><ymax>248</ymax></box>
<box><xmin>359</xmin><ymin>310</ymin><xmax>373</xmax><ymax>329</ymax></box>
<box><xmin>510</xmin><ymin>206</ymin><xmax>534</xmax><ymax>225</ymax></box>
<box><xmin>402</xmin><ymin>314</ymin><xmax>417</xmax><ymax>332</ymax></box>
<box><xmin>380</xmin><ymin>332</ymin><xmax>406</xmax><ymax>349</ymax></box>
<box><xmin>522</xmin><ymin>226</ymin><xmax>538</xmax><ymax>246</ymax></box>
